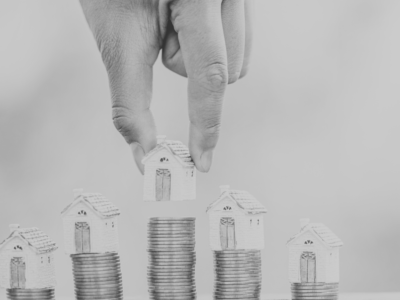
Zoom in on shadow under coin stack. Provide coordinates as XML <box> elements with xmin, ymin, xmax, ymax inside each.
<box><xmin>213</xmin><ymin>250</ymin><xmax>262</xmax><ymax>300</ymax></box>
<box><xmin>291</xmin><ymin>283</ymin><xmax>339</xmax><ymax>300</ymax></box>
<box><xmin>147</xmin><ymin>217</ymin><xmax>196</xmax><ymax>300</ymax></box>
<box><xmin>70</xmin><ymin>252</ymin><xmax>123</xmax><ymax>300</ymax></box>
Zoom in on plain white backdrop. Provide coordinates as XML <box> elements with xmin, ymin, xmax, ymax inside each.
<box><xmin>0</xmin><ymin>0</ymin><xmax>399</xmax><ymax>298</ymax></box>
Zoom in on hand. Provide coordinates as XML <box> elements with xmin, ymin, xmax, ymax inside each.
<box><xmin>79</xmin><ymin>0</ymin><xmax>254</xmax><ymax>174</ymax></box>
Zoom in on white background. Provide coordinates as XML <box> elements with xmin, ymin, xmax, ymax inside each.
<box><xmin>0</xmin><ymin>0</ymin><xmax>399</xmax><ymax>298</ymax></box>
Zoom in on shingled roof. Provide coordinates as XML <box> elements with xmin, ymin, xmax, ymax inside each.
<box><xmin>142</xmin><ymin>136</ymin><xmax>194</xmax><ymax>166</ymax></box>
<box><xmin>61</xmin><ymin>192</ymin><xmax>120</xmax><ymax>218</ymax></box>
<box><xmin>206</xmin><ymin>186</ymin><xmax>267</xmax><ymax>215</ymax></box>
<box><xmin>0</xmin><ymin>227</ymin><xmax>58</xmax><ymax>254</ymax></box>
<box><xmin>287</xmin><ymin>222</ymin><xmax>343</xmax><ymax>248</ymax></box>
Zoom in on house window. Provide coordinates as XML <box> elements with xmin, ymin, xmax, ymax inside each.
<box><xmin>257</xmin><ymin>219</ymin><xmax>260</xmax><ymax>225</ymax></box>
<box><xmin>48</xmin><ymin>257</ymin><xmax>51</xmax><ymax>263</ymax></box>
<box><xmin>223</xmin><ymin>206</ymin><xmax>232</xmax><ymax>211</ymax></box>
<box><xmin>13</xmin><ymin>245</ymin><xmax>23</xmax><ymax>251</ymax></box>
<box><xmin>160</xmin><ymin>157</ymin><xmax>169</xmax><ymax>162</ymax></box>
<box><xmin>250</xmin><ymin>219</ymin><xmax>252</xmax><ymax>225</ymax></box>
<box><xmin>78</xmin><ymin>210</ymin><xmax>87</xmax><ymax>216</ymax></box>
<box><xmin>41</xmin><ymin>257</ymin><xmax>43</xmax><ymax>263</ymax></box>
<box><xmin>112</xmin><ymin>222</ymin><xmax>114</xmax><ymax>228</ymax></box>
<box><xmin>191</xmin><ymin>170</ymin><xmax>194</xmax><ymax>177</ymax></box>
<box><xmin>304</xmin><ymin>240</ymin><xmax>314</xmax><ymax>245</ymax></box>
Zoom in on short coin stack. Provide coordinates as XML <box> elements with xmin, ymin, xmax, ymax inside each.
<box><xmin>147</xmin><ymin>217</ymin><xmax>196</xmax><ymax>300</ymax></box>
<box><xmin>291</xmin><ymin>283</ymin><xmax>339</xmax><ymax>300</ymax></box>
<box><xmin>213</xmin><ymin>250</ymin><xmax>262</xmax><ymax>300</ymax></box>
<box><xmin>71</xmin><ymin>252</ymin><xmax>123</xmax><ymax>300</ymax></box>
<box><xmin>6</xmin><ymin>288</ymin><xmax>55</xmax><ymax>300</ymax></box>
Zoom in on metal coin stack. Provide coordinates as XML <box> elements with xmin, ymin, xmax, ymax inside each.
<box><xmin>147</xmin><ymin>217</ymin><xmax>196</xmax><ymax>300</ymax></box>
<box><xmin>213</xmin><ymin>250</ymin><xmax>262</xmax><ymax>300</ymax></box>
<box><xmin>71</xmin><ymin>252</ymin><xmax>123</xmax><ymax>300</ymax></box>
<box><xmin>291</xmin><ymin>282</ymin><xmax>339</xmax><ymax>300</ymax></box>
<box><xmin>6</xmin><ymin>288</ymin><xmax>55</xmax><ymax>300</ymax></box>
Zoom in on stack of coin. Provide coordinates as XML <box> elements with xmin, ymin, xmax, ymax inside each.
<box><xmin>147</xmin><ymin>217</ymin><xmax>196</xmax><ymax>300</ymax></box>
<box><xmin>291</xmin><ymin>282</ymin><xmax>339</xmax><ymax>300</ymax></box>
<box><xmin>6</xmin><ymin>288</ymin><xmax>55</xmax><ymax>300</ymax></box>
<box><xmin>213</xmin><ymin>250</ymin><xmax>262</xmax><ymax>300</ymax></box>
<box><xmin>71</xmin><ymin>252</ymin><xmax>123</xmax><ymax>300</ymax></box>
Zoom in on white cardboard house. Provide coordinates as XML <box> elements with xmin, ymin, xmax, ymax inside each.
<box><xmin>0</xmin><ymin>224</ymin><xmax>58</xmax><ymax>289</ymax></box>
<box><xmin>142</xmin><ymin>136</ymin><xmax>196</xmax><ymax>201</ymax></box>
<box><xmin>287</xmin><ymin>219</ymin><xmax>343</xmax><ymax>283</ymax></box>
<box><xmin>206</xmin><ymin>185</ymin><xmax>267</xmax><ymax>251</ymax></box>
<box><xmin>61</xmin><ymin>189</ymin><xmax>121</xmax><ymax>255</ymax></box>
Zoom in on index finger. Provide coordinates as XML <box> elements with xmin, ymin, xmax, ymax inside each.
<box><xmin>170</xmin><ymin>0</ymin><xmax>228</xmax><ymax>172</ymax></box>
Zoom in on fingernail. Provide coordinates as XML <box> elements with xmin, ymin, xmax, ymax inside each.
<box><xmin>199</xmin><ymin>150</ymin><xmax>213</xmax><ymax>173</ymax></box>
<box><xmin>130</xmin><ymin>142</ymin><xmax>145</xmax><ymax>175</ymax></box>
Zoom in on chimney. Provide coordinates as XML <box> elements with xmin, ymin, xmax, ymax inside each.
<box><xmin>219</xmin><ymin>185</ymin><xmax>230</xmax><ymax>194</ymax></box>
<box><xmin>9</xmin><ymin>224</ymin><xmax>20</xmax><ymax>233</ymax></box>
<box><xmin>73</xmin><ymin>188</ymin><xmax>83</xmax><ymax>198</ymax></box>
<box><xmin>300</xmin><ymin>218</ymin><xmax>310</xmax><ymax>229</ymax></box>
<box><xmin>157</xmin><ymin>135</ymin><xmax>167</xmax><ymax>144</ymax></box>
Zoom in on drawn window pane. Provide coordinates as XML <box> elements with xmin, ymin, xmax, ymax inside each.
<box><xmin>223</xmin><ymin>206</ymin><xmax>232</xmax><ymax>211</ymax></box>
<box><xmin>304</xmin><ymin>240</ymin><xmax>314</xmax><ymax>245</ymax></box>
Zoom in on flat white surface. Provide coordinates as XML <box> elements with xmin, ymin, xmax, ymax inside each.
<box><xmin>52</xmin><ymin>294</ymin><xmax>400</xmax><ymax>300</ymax></box>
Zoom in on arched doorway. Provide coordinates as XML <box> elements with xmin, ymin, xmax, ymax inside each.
<box><xmin>220</xmin><ymin>217</ymin><xmax>236</xmax><ymax>250</ymax></box>
<box><xmin>300</xmin><ymin>251</ymin><xmax>316</xmax><ymax>282</ymax></box>
<box><xmin>75</xmin><ymin>222</ymin><xmax>91</xmax><ymax>253</ymax></box>
<box><xmin>10</xmin><ymin>257</ymin><xmax>26</xmax><ymax>288</ymax></box>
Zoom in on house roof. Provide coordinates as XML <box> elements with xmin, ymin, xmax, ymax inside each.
<box><xmin>61</xmin><ymin>193</ymin><xmax>121</xmax><ymax>218</ymax></box>
<box><xmin>206</xmin><ymin>188</ymin><xmax>267</xmax><ymax>215</ymax></box>
<box><xmin>287</xmin><ymin>222</ymin><xmax>343</xmax><ymax>248</ymax></box>
<box><xmin>142</xmin><ymin>138</ymin><xmax>194</xmax><ymax>167</ymax></box>
<box><xmin>0</xmin><ymin>227</ymin><xmax>58</xmax><ymax>254</ymax></box>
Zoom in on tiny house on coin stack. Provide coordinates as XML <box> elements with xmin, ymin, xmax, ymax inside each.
<box><xmin>206</xmin><ymin>185</ymin><xmax>267</xmax><ymax>250</ymax></box>
<box><xmin>0</xmin><ymin>224</ymin><xmax>57</xmax><ymax>289</ymax></box>
<box><xmin>287</xmin><ymin>219</ymin><xmax>343</xmax><ymax>283</ymax></box>
<box><xmin>142</xmin><ymin>135</ymin><xmax>196</xmax><ymax>201</ymax></box>
<box><xmin>61</xmin><ymin>189</ymin><xmax>121</xmax><ymax>254</ymax></box>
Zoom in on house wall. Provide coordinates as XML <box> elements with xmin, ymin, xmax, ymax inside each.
<box><xmin>103</xmin><ymin>217</ymin><xmax>119</xmax><ymax>253</ymax></box>
<box><xmin>62</xmin><ymin>202</ymin><xmax>118</xmax><ymax>254</ymax></box>
<box><xmin>182</xmin><ymin>166</ymin><xmax>196</xmax><ymax>200</ymax></box>
<box><xmin>143</xmin><ymin>149</ymin><xmax>187</xmax><ymax>201</ymax></box>
<box><xmin>208</xmin><ymin>197</ymin><xmax>264</xmax><ymax>250</ymax></box>
<box><xmin>34</xmin><ymin>252</ymin><xmax>56</xmax><ymax>288</ymax></box>
<box><xmin>288</xmin><ymin>231</ymin><xmax>330</xmax><ymax>283</ymax></box>
<box><xmin>325</xmin><ymin>247</ymin><xmax>340</xmax><ymax>282</ymax></box>
<box><xmin>0</xmin><ymin>236</ymin><xmax>55</xmax><ymax>289</ymax></box>
<box><xmin>244</xmin><ymin>215</ymin><xmax>265</xmax><ymax>250</ymax></box>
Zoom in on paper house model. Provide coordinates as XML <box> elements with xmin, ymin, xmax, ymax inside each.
<box><xmin>142</xmin><ymin>135</ymin><xmax>196</xmax><ymax>201</ymax></box>
<box><xmin>206</xmin><ymin>185</ymin><xmax>267</xmax><ymax>251</ymax></box>
<box><xmin>61</xmin><ymin>189</ymin><xmax>121</xmax><ymax>254</ymax></box>
<box><xmin>0</xmin><ymin>224</ymin><xmax>57</xmax><ymax>289</ymax></box>
<box><xmin>287</xmin><ymin>219</ymin><xmax>343</xmax><ymax>283</ymax></box>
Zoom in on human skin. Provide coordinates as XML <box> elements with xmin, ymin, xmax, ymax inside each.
<box><xmin>79</xmin><ymin>0</ymin><xmax>254</xmax><ymax>174</ymax></box>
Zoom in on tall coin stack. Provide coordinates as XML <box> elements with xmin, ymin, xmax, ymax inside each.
<box><xmin>291</xmin><ymin>283</ymin><xmax>339</xmax><ymax>300</ymax></box>
<box><xmin>147</xmin><ymin>217</ymin><xmax>196</xmax><ymax>300</ymax></box>
<box><xmin>213</xmin><ymin>250</ymin><xmax>262</xmax><ymax>300</ymax></box>
<box><xmin>6</xmin><ymin>288</ymin><xmax>55</xmax><ymax>300</ymax></box>
<box><xmin>71</xmin><ymin>252</ymin><xmax>123</xmax><ymax>300</ymax></box>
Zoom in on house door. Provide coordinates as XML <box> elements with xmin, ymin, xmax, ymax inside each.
<box><xmin>220</xmin><ymin>217</ymin><xmax>236</xmax><ymax>250</ymax></box>
<box><xmin>300</xmin><ymin>251</ymin><xmax>316</xmax><ymax>282</ymax></box>
<box><xmin>156</xmin><ymin>169</ymin><xmax>171</xmax><ymax>201</ymax></box>
<box><xmin>10</xmin><ymin>257</ymin><xmax>26</xmax><ymax>288</ymax></box>
<box><xmin>75</xmin><ymin>222</ymin><xmax>91</xmax><ymax>253</ymax></box>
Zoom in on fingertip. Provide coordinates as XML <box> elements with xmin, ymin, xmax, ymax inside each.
<box><xmin>130</xmin><ymin>142</ymin><xmax>145</xmax><ymax>175</ymax></box>
<box><xmin>189</xmin><ymin>124</ymin><xmax>218</xmax><ymax>173</ymax></box>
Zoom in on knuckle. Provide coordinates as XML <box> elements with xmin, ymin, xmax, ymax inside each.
<box><xmin>200</xmin><ymin>63</ymin><xmax>228</xmax><ymax>93</ymax></box>
<box><xmin>112</xmin><ymin>107</ymin><xmax>135</xmax><ymax>139</ymax></box>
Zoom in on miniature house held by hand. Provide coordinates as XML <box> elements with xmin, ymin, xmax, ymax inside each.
<box><xmin>0</xmin><ymin>224</ymin><xmax>57</xmax><ymax>289</ymax></box>
<box><xmin>142</xmin><ymin>136</ymin><xmax>196</xmax><ymax>201</ymax></box>
<box><xmin>206</xmin><ymin>185</ymin><xmax>267</xmax><ymax>251</ymax></box>
<box><xmin>61</xmin><ymin>189</ymin><xmax>121</xmax><ymax>254</ymax></box>
<box><xmin>287</xmin><ymin>219</ymin><xmax>343</xmax><ymax>283</ymax></box>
